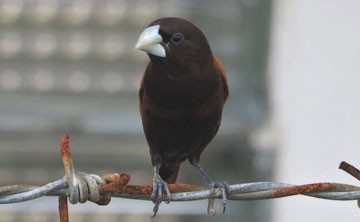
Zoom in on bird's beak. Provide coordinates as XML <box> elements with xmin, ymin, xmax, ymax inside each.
<box><xmin>135</xmin><ymin>25</ymin><xmax>166</xmax><ymax>58</ymax></box>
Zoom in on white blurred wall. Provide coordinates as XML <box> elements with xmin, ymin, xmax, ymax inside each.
<box><xmin>269</xmin><ymin>0</ymin><xmax>360</xmax><ymax>221</ymax></box>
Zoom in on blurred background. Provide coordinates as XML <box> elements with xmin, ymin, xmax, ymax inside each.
<box><xmin>0</xmin><ymin>0</ymin><xmax>359</xmax><ymax>222</ymax></box>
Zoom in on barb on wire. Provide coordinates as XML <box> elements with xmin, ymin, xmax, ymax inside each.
<box><xmin>0</xmin><ymin>135</ymin><xmax>360</xmax><ymax>222</ymax></box>
<box><xmin>58</xmin><ymin>196</ymin><xmax>68</xmax><ymax>222</ymax></box>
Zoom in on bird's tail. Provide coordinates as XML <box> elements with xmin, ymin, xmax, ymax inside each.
<box><xmin>159</xmin><ymin>164</ymin><xmax>180</xmax><ymax>184</ymax></box>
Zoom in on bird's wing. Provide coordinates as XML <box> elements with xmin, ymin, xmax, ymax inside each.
<box><xmin>213</xmin><ymin>56</ymin><xmax>229</xmax><ymax>102</ymax></box>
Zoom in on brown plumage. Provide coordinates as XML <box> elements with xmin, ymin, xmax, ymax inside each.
<box><xmin>136</xmin><ymin>17</ymin><xmax>229</xmax><ymax>216</ymax></box>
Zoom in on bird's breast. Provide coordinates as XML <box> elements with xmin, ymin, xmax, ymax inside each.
<box><xmin>144</xmin><ymin>107</ymin><xmax>222</xmax><ymax>160</ymax></box>
<box><xmin>141</xmin><ymin>90</ymin><xmax>224</xmax><ymax>119</ymax></box>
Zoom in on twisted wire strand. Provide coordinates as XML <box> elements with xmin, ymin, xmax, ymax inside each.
<box><xmin>0</xmin><ymin>179</ymin><xmax>67</xmax><ymax>203</ymax></box>
<box><xmin>1</xmin><ymin>180</ymin><xmax>360</xmax><ymax>204</ymax></box>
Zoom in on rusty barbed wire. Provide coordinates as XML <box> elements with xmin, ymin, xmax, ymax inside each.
<box><xmin>0</xmin><ymin>135</ymin><xmax>360</xmax><ymax>222</ymax></box>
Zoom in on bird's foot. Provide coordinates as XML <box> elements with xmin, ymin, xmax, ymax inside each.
<box><xmin>151</xmin><ymin>174</ymin><xmax>171</xmax><ymax>218</ymax></box>
<box><xmin>208</xmin><ymin>181</ymin><xmax>230</xmax><ymax>215</ymax></box>
<box><xmin>192</xmin><ymin>162</ymin><xmax>231</xmax><ymax>215</ymax></box>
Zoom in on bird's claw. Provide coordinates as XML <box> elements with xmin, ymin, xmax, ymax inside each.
<box><xmin>208</xmin><ymin>181</ymin><xmax>230</xmax><ymax>215</ymax></box>
<box><xmin>151</xmin><ymin>174</ymin><xmax>171</xmax><ymax>218</ymax></box>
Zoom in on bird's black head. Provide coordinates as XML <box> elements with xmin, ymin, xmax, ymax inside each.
<box><xmin>135</xmin><ymin>17</ymin><xmax>213</xmax><ymax>80</ymax></box>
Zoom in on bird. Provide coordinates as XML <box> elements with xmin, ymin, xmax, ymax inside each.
<box><xmin>135</xmin><ymin>17</ymin><xmax>229</xmax><ymax>216</ymax></box>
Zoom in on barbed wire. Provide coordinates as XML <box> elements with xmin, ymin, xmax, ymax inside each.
<box><xmin>1</xmin><ymin>135</ymin><xmax>359</xmax><ymax>222</ymax></box>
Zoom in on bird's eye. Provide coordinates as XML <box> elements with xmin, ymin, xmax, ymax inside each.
<box><xmin>170</xmin><ymin>33</ymin><xmax>184</xmax><ymax>45</ymax></box>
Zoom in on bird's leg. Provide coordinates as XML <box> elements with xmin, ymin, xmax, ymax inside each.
<box><xmin>193</xmin><ymin>162</ymin><xmax>230</xmax><ymax>214</ymax></box>
<box><xmin>151</xmin><ymin>163</ymin><xmax>171</xmax><ymax>217</ymax></box>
